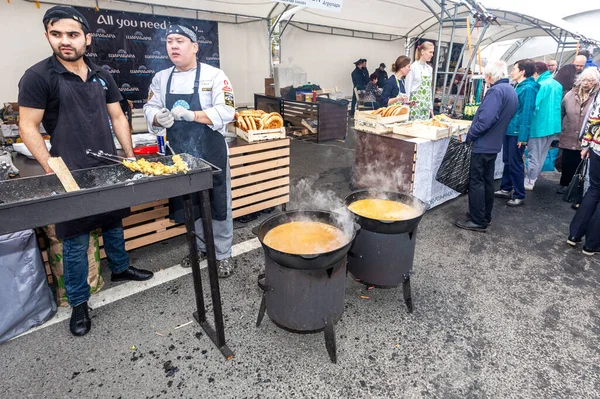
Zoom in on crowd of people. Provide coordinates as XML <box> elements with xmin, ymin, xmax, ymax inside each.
<box><xmin>455</xmin><ymin>52</ymin><xmax>600</xmax><ymax>257</ymax></box>
<box><xmin>350</xmin><ymin>41</ymin><xmax>436</xmax><ymax>120</ymax></box>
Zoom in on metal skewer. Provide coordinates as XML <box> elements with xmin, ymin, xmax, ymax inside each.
<box><xmin>97</xmin><ymin>150</ymin><xmax>131</xmax><ymax>161</ymax></box>
<box><xmin>86</xmin><ymin>149</ymin><xmax>124</xmax><ymax>164</ymax></box>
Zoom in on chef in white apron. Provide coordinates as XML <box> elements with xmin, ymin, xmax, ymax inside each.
<box><xmin>143</xmin><ymin>24</ymin><xmax>236</xmax><ymax>277</ymax></box>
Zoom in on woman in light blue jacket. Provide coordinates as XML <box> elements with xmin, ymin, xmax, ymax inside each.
<box><xmin>525</xmin><ymin>62</ymin><xmax>563</xmax><ymax>190</ymax></box>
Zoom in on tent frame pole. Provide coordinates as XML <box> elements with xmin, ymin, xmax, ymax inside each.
<box><xmin>454</xmin><ymin>23</ymin><xmax>490</xmax><ymax>108</ymax></box>
<box><xmin>439</xmin><ymin>3</ymin><xmax>459</xmax><ymax>113</ymax></box>
<box><xmin>431</xmin><ymin>0</ymin><xmax>446</xmax><ymax>100</ymax></box>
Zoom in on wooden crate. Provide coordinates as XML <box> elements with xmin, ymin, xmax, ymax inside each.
<box><xmin>392</xmin><ymin>122</ymin><xmax>451</xmax><ymax>140</ymax></box>
<box><xmin>354</xmin><ymin>109</ymin><xmax>409</xmax><ymax>134</ymax></box>
<box><xmin>97</xmin><ymin>200</ymin><xmax>186</xmax><ymax>258</ymax></box>
<box><xmin>355</xmin><ymin>108</ymin><xmax>410</xmax><ymax>124</ymax></box>
<box><xmin>229</xmin><ymin>138</ymin><xmax>290</xmax><ymax>218</ymax></box>
<box><xmin>236</xmin><ymin>126</ymin><xmax>286</xmax><ymax>143</ymax></box>
<box><xmin>37</xmin><ymin>199</ymin><xmax>185</xmax><ymax>277</ymax></box>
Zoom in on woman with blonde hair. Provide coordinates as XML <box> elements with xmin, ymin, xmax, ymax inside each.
<box><xmin>405</xmin><ymin>41</ymin><xmax>435</xmax><ymax>120</ymax></box>
<box><xmin>558</xmin><ymin>67</ymin><xmax>600</xmax><ymax>193</ymax></box>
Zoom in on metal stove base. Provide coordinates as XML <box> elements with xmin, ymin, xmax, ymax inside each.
<box><xmin>354</xmin><ymin>274</ymin><xmax>413</xmax><ymax>313</ymax></box>
<box><xmin>349</xmin><ymin>228</ymin><xmax>418</xmax><ymax>313</ymax></box>
<box><xmin>255</xmin><ymin>271</ymin><xmax>341</xmax><ymax>364</ymax></box>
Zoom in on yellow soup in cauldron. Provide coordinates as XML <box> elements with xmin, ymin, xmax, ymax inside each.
<box><xmin>348</xmin><ymin>199</ymin><xmax>420</xmax><ymax>221</ymax></box>
<box><xmin>263</xmin><ymin>221</ymin><xmax>349</xmax><ymax>255</ymax></box>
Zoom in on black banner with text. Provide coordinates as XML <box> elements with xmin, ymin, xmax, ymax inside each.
<box><xmin>75</xmin><ymin>7</ymin><xmax>220</xmax><ymax>108</ymax></box>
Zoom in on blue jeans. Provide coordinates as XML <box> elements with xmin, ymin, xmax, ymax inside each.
<box><xmin>500</xmin><ymin>135</ymin><xmax>526</xmax><ymax>199</ymax></box>
<box><xmin>63</xmin><ymin>225</ymin><xmax>129</xmax><ymax>307</ymax></box>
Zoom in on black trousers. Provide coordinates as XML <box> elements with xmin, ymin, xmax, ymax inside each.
<box><xmin>468</xmin><ymin>153</ymin><xmax>497</xmax><ymax>226</ymax></box>
<box><xmin>570</xmin><ymin>151</ymin><xmax>600</xmax><ymax>249</ymax></box>
<box><xmin>560</xmin><ymin>149</ymin><xmax>581</xmax><ymax>187</ymax></box>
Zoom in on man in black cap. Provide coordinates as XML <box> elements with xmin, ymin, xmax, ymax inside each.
<box><xmin>376</xmin><ymin>63</ymin><xmax>388</xmax><ymax>89</ymax></box>
<box><xmin>351</xmin><ymin>58</ymin><xmax>369</xmax><ymax>115</ymax></box>
<box><xmin>361</xmin><ymin>58</ymin><xmax>370</xmax><ymax>86</ymax></box>
<box><xmin>18</xmin><ymin>6</ymin><xmax>154</xmax><ymax>337</ymax></box>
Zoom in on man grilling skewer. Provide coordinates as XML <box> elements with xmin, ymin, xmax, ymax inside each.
<box><xmin>143</xmin><ymin>23</ymin><xmax>236</xmax><ymax>277</ymax></box>
<box><xmin>18</xmin><ymin>6</ymin><xmax>154</xmax><ymax>337</ymax></box>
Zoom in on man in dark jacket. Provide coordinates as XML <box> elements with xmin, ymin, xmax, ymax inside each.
<box><xmin>361</xmin><ymin>59</ymin><xmax>370</xmax><ymax>85</ymax></box>
<box><xmin>456</xmin><ymin>61</ymin><xmax>518</xmax><ymax>231</ymax></box>
<box><xmin>351</xmin><ymin>59</ymin><xmax>368</xmax><ymax>115</ymax></box>
<box><xmin>376</xmin><ymin>63</ymin><xmax>388</xmax><ymax>88</ymax></box>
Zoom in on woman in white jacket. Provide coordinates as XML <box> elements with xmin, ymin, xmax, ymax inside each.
<box><xmin>405</xmin><ymin>41</ymin><xmax>435</xmax><ymax>120</ymax></box>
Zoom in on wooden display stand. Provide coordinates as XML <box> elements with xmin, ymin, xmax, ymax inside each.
<box><xmin>228</xmin><ymin>138</ymin><xmax>290</xmax><ymax>218</ymax></box>
<box><xmin>254</xmin><ymin>94</ymin><xmax>347</xmax><ymax>142</ymax></box>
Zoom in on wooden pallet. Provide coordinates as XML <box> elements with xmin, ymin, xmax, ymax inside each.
<box><xmin>38</xmin><ymin>199</ymin><xmax>185</xmax><ymax>265</ymax></box>
<box><xmin>282</xmin><ymin>101</ymin><xmax>318</xmax><ymax>127</ymax></box>
<box><xmin>229</xmin><ymin>138</ymin><xmax>290</xmax><ymax>218</ymax></box>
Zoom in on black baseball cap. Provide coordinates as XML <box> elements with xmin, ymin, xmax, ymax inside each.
<box><xmin>43</xmin><ymin>6</ymin><xmax>90</xmax><ymax>34</ymax></box>
<box><xmin>380</xmin><ymin>63</ymin><xmax>386</xmax><ymax>68</ymax></box>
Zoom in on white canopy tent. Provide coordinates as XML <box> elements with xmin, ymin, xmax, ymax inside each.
<box><xmin>2</xmin><ymin>0</ymin><xmax>599</xmax><ymax>105</ymax></box>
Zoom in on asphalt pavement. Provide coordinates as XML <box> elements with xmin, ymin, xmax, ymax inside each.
<box><xmin>1</xmin><ymin>128</ymin><xmax>598</xmax><ymax>399</ymax></box>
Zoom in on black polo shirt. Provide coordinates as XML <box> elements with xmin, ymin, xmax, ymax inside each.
<box><xmin>18</xmin><ymin>55</ymin><xmax>122</xmax><ymax>136</ymax></box>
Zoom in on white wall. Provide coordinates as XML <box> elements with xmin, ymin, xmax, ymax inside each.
<box><xmin>0</xmin><ymin>1</ymin><xmax>269</xmax><ymax>106</ymax></box>
<box><xmin>281</xmin><ymin>25</ymin><xmax>405</xmax><ymax>98</ymax></box>
<box><xmin>0</xmin><ymin>1</ymin><xmax>53</xmax><ymax>102</ymax></box>
<box><xmin>218</xmin><ymin>21</ymin><xmax>270</xmax><ymax>106</ymax></box>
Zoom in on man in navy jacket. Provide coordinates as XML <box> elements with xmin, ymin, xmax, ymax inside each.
<box><xmin>456</xmin><ymin>61</ymin><xmax>518</xmax><ymax>231</ymax></box>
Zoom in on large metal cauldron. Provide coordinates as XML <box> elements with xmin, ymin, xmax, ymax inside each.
<box><xmin>345</xmin><ymin>190</ymin><xmax>426</xmax><ymax>312</ymax></box>
<box><xmin>256</xmin><ymin>210</ymin><xmax>358</xmax><ymax>363</ymax></box>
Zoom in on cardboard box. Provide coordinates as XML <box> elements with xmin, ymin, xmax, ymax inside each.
<box><xmin>265</xmin><ymin>78</ymin><xmax>275</xmax><ymax>97</ymax></box>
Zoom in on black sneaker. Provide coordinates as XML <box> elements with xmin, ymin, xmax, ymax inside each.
<box><xmin>455</xmin><ymin>220</ymin><xmax>487</xmax><ymax>232</ymax></box>
<box><xmin>70</xmin><ymin>302</ymin><xmax>91</xmax><ymax>336</ymax></box>
<box><xmin>582</xmin><ymin>247</ymin><xmax>600</xmax><ymax>256</ymax></box>
<box><xmin>557</xmin><ymin>186</ymin><xmax>567</xmax><ymax>194</ymax></box>
<box><xmin>466</xmin><ymin>212</ymin><xmax>491</xmax><ymax>225</ymax></box>
<box><xmin>567</xmin><ymin>236</ymin><xmax>582</xmax><ymax>247</ymax></box>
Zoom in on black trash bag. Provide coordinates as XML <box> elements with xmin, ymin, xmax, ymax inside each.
<box><xmin>563</xmin><ymin>158</ymin><xmax>587</xmax><ymax>204</ymax></box>
<box><xmin>435</xmin><ymin>137</ymin><xmax>472</xmax><ymax>194</ymax></box>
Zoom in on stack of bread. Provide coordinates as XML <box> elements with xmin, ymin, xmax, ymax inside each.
<box><xmin>235</xmin><ymin>110</ymin><xmax>284</xmax><ymax>131</ymax></box>
<box><xmin>371</xmin><ymin>105</ymin><xmax>409</xmax><ymax>117</ymax></box>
